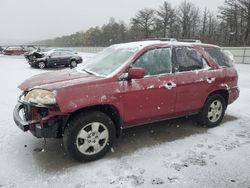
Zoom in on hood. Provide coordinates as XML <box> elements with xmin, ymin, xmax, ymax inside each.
<box><xmin>19</xmin><ymin>69</ymin><xmax>104</xmax><ymax>91</ymax></box>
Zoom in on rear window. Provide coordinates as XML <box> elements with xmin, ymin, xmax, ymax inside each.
<box><xmin>204</xmin><ymin>47</ymin><xmax>233</xmax><ymax>67</ymax></box>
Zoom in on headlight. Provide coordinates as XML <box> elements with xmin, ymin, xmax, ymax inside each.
<box><xmin>24</xmin><ymin>89</ymin><xmax>56</xmax><ymax>105</ymax></box>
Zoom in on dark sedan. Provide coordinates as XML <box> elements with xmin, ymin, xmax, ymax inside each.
<box><xmin>29</xmin><ymin>50</ymin><xmax>82</xmax><ymax>69</ymax></box>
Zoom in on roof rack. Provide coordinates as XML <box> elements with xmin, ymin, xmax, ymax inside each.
<box><xmin>178</xmin><ymin>39</ymin><xmax>202</xmax><ymax>43</ymax></box>
<box><xmin>144</xmin><ymin>38</ymin><xmax>177</xmax><ymax>42</ymax></box>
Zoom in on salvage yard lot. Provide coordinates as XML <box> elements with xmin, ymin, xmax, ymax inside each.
<box><xmin>0</xmin><ymin>55</ymin><xmax>249</xmax><ymax>187</ymax></box>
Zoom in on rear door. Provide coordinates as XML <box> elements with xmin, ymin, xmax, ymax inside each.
<box><xmin>173</xmin><ymin>46</ymin><xmax>209</xmax><ymax>115</ymax></box>
<box><xmin>60</xmin><ymin>51</ymin><xmax>73</xmax><ymax>65</ymax></box>
<box><xmin>123</xmin><ymin>47</ymin><xmax>177</xmax><ymax>126</ymax></box>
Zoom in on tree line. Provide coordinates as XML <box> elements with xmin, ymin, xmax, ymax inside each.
<box><xmin>36</xmin><ymin>0</ymin><xmax>250</xmax><ymax>47</ymax></box>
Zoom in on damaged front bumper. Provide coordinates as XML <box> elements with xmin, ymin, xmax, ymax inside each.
<box><xmin>13</xmin><ymin>100</ymin><xmax>69</xmax><ymax>138</ymax></box>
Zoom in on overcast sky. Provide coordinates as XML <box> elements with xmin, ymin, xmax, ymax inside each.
<box><xmin>0</xmin><ymin>0</ymin><xmax>225</xmax><ymax>43</ymax></box>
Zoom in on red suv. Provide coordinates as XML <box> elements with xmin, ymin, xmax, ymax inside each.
<box><xmin>13</xmin><ymin>40</ymin><xmax>239</xmax><ymax>161</ymax></box>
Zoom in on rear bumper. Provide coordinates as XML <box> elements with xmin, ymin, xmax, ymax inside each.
<box><xmin>228</xmin><ymin>86</ymin><xmax>240</xmax><ymax>104</ymax></box>
<box><xmin>13</xmin><ymin>102</ymin><xmax>68</xmax><ymax>138</ymax></box>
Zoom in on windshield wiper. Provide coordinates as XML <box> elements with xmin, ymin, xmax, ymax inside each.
<box><xmin>82</xmin><ymin>68</ymin><xmax>94</xmax><ymax>75</ymax></box>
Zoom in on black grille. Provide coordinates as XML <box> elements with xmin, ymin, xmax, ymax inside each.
<box><xmin>23</xmin><ymin>104</ymin><xmax>32</xmax><ymax>121</ymax></box>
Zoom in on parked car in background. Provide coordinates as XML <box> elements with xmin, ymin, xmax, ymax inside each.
<box><xmin>13</xmin><ymin>40</ymin><xmax>239</xmax><ymax>162</ymax></box>
<box><xmin>28</xmin><ymin>50</ymin><xmax>82</xmax><ymax>69</ymax></box>
<box><xmin>24</xmin><ymin>47</ymin><xmax>51</xmax><ymax>61</ymax></box>
<box><xmin>53</xmin><ymin>48</ymin><xmax>78</xmax><ymax>54</ymax></box>
<box><xmin>24</xmin><ymin>48</ymin><xmax>78</xmax><ymax>62</ymax></box>
<box><xmin>0</xmin><ymin>46</ymin><xmax>4</xmax><ymax>54</ymax></box>
<box><xmin>3</xmin><ymin>46</ymin><xmax>27</xmax><ymax>55</ymax></box>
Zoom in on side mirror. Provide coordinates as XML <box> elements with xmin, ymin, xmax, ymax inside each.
<box><xmin>128</xmin><ymin>67</ymin><xmax>145</xmax><ymax>80</ymax></box>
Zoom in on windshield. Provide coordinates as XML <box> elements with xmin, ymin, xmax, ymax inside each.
<box><xmin>80</xmin><ymin>46</ymin><xmax>139</xmax><ymax>76</ymax></box>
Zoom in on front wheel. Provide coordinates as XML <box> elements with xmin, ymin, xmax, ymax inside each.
<box><xmin>38</xmin><ymin>61</ymin><xmax>46</xmax><ymax>69</ymax></box>
<box><xmin>197</xmin><ymin>94</ymin><xmax>227</xmax><ymax>128</ymax></box>
<box><xmin>63</xmin><ymin>111</ymin><xmax>115</xmax><ymax>162</ymax></box>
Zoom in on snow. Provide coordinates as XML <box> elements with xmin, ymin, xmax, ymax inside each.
<box><xmin>147</xmin><ymin>85</ymin><xmax>155</xmax><ymax>89</ymax></box>
<box><xmin>220</xmin><ymin>83</ymin><xmax>230</xmax><ymax>90</ymax></box>
<box><xmin>206</xmin><ymin>77</ymin><xmax>216</xmax><ymax>84</ymax></box>
<box><xmin>0</xmin><ymin>55</ymin><xmax>250</xmax><ymax>187</ymax></box>
<box><xmin>112</xmin><ymin>41</ymin><xmax>168</xmax><ymax>50</ymax></box>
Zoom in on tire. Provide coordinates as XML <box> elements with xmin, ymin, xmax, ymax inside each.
<box><xmin>197</xmin><ymin>94</ymin><xmax>227</xmax><ymax>128</ymax></box>
<box><xmin>70</xmin><ymin>60</ymin><xmax>77</xmax><ymax>68</ymax></box>
<box><xmin>38</xmin><ymin>61</ymin><xmax>46</xmax><ymax>69</ymax></box>
<box><xmin>63</xmin><ymin>111</ymin><xmax>115</xmax><ymax>162</ymax></box>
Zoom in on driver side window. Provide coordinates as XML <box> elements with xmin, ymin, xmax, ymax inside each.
<box><xmin>133</xmin><ymin>48</ymin><xmax>172</xmax><ymax>76</ymax></box>
<box><xmin>51</xmin><ymin>52</ymin><xmax>60</xmax><ymax>57</ymax></box>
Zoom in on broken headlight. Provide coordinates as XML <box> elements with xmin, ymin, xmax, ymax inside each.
<box><xmin>24</xmin><ymin>89</ymin><xmax>56</xmax><ymax>106</ymax></box>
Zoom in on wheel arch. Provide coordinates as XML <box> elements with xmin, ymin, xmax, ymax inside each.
<box><xmin>70</xmin><ymin>58</ymin><xmax>77</xmax><ymax>63</ymax></box>
<box><xmin>207</xmin><ymin>89</ymin><xmax>229</xmax><ymax>105</ymax></box>
<box><xmin>64</xmin><ymin>104</ymin><xmax>123</xmax><ymax>138</ymax></box>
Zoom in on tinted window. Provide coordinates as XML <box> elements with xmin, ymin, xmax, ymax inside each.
<box><xmin>133</xmin><ymin>48</ymin><xmax>172</xmax><ymax>76</ymax></box>
<box><xmin>61</xmin><ymin>52</ymin><xmax>73</xmax><ymax>56</ymax></box>
<box><xmin>204</xmin><ymin>47</ymin><xmax>232</xmax><ymax>67</ymax></box>
<box><xmin>51</xmin><ymin>52</ymin><xmax>60</xmax><ymax>57</ymax></box>
<box><xmin>173</xmin><ymin>47</ymin><xmax>204</xmax><ymax>72</ymax></box>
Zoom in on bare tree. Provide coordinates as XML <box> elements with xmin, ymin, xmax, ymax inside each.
<box><xmin>238</xmin><ymin>0</ymin><xmax>250</xmax><ymax>45</ymax></box>
<box><xmin>36</xmin><ymin>0</ymin><xmax>250</xmax><ymax>47</ymax></box>
<box><xmin>202</xmin><ymin>8</ymin><xmax>208</xmax><ymax>35</ymax></box>
<box><xmin>155</xmin><ymin>1</ymin><xmax>176</xmax><ymax>37</ymax></box>
<box><xmin>219</xmin><ymin>0</ymin><xmax>241</xmax><ymax>45</ymax></box>
<box><xmin>191</xmin><ymin>7</ymin><xmax>201</xmax><ymax>38</ymax></box>
<box><xmin>131</xmin><ymin>8</ymin><xmax>155</xmax><ymax>38</ymax></box>
<box><xmin>178</xmin><ymin>0</ymin><xmax>200</xmax><ymax>38</ymax></box>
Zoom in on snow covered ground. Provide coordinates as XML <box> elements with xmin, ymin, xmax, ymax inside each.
<box><xmin>0</xmin><ymin>55</ymin><xmax>249</xmax><ymax>188</ymax></box>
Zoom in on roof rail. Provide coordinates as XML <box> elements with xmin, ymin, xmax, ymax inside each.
<box><xmin>144</xmin><ymin>38</ymin><xmax>177</xmax><ymax>42</ymax></box>
<box><xmin>178</xmin><ymin>39</ymin><xmax>202</xmax><ymax>43</ymax></box>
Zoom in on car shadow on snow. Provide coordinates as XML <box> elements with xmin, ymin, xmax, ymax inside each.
<box><xmin>30</xmin><ymin>114</ymin><xmax>238</xmax><ymax>171</ymax></box>
<box><xmin>109</xmin><ymin>114</ymin><xmax>238</xmax><ymax>159</ymax></box>
<box><xmin>109</xmin><ymin>117</ymin><xmax>206</xmax><ymax>159</ymax></box>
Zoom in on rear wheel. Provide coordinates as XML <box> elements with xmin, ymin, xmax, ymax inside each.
<box><xmin>63</xmin><ymin>111</ymin><xmax>115</xmax><ymax>162</ymax></box>
<box><xmin>38</xmin><ymin>61</ymin><xmax>46</xmax><ymax>69</ymax></box>
<box><xmin>197</xmin><ymin>94</ymin><xmax>226</xmax><ymax>128</ymax></box>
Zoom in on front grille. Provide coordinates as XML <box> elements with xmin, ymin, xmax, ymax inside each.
<box><xmin>38</xmin><ymin>107</ymin><xmax>49</xmax><ymax>117</ymax></box>
<box><xmin>23</xmin><ymin>104</ymin><xmax>32</xmax><ymax>121</ymax></box>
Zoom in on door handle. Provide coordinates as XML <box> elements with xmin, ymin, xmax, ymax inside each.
<box><xmin>164</xmin><ymin>81</ymin><xmax>176</xmax><ymax>90</ymax></box>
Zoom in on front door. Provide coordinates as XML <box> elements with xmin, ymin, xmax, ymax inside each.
<box><xmin>123</xmin><ymin>47</ymin><xmax>177</xmax><ymax>127</ymax></box>
<box><xmin>60</xmin><ymin>51</ymin><xmax>72</xmax><ymax>65</ymax></box>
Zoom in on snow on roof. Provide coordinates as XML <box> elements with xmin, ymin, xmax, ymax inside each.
<box><xmin>111</xmin><ymin>40</ymin><xmax>218</xmax><ymax>50</ymax></box>
<box><xmin>112</xmin><ymin>41</ymin><xmax>166</xmax><ymax>49</ymax></box>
